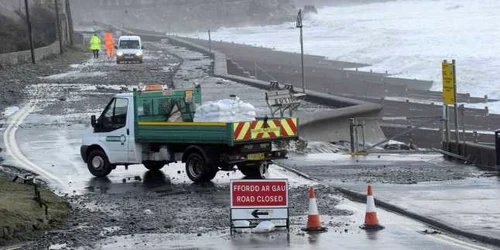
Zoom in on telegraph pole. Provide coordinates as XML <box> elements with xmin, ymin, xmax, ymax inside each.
<box><xmin>296</xmin><ymin>9</ymin><xmax>305</xmax><ymax>93</ymax></box>
<box><xmin>65</xmin><ymin>0</ymin><xmax>74</xmax><ymax>45</ymax></box>
<box><xmin>24</xmin><ymin>0</ymin><xmax>35</xmax><ymax>64</ymax></box>
<box><xmin>54</xmin><ymin>0</ymin><xmax>63</xmax><ymax>54</ymax></box>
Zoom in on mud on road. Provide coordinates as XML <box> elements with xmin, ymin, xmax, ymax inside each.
<box><xmin>1</xmin><ymin>39</ymin><xmax>491</xmax><ymax>249</ymax></box>
<box><xmin>0</xmin><ymin>42</ymin><xmax>352</xmax><ymax>249</ymax></box>
<box><xmin>25</xmin><ymin>179</ymin><xmax>350</xmax><ymax>249</ymax></box>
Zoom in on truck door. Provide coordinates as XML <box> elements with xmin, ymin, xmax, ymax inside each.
<box><xmin>95</xmin><ymin>97</ymin><xmax>129</xmax><ymax>163</ymax></box>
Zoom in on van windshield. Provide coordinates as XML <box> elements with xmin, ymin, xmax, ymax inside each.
<box><xmin>119</xmin><ymin>40</ymin><xmax>140</xmax><ymax>49</ymax></box>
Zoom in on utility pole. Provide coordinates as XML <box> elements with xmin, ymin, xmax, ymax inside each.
<box><xmin>24</xmin><ymin>0</ymin><xmax>35</xmax><ymax>64</ymax></box>
<box><xmin>54</xmin><ymin>0</ymin><xmax>63</xmax><ymax>54</ymax></box>
<box><xmin>65</xmin><ymin>0</ymin><xmax>74</xmax><ymax>45</ymax></box>
<box><xmin>296</xmin><ymin>9</ymin><xmax>305</xmax><ymax>93</ymax></box>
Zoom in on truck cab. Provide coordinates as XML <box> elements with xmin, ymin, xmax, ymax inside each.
<box><xmin>81</xmin><ymin>92</ymin><xmax>136</xmax><ymax>177</ymax></box>
<box><xmin>81</xmin><ymin>85</ymin><xmax>299</xmax><ymax>182</ymax></box>
<box><xmin>116</xmin><ymin>35</ymin><xmax>143</xmax><ymax>64</ymax></box>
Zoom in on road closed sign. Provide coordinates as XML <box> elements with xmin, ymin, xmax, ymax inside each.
<box><xmin>231</xmin><ymin>179</ymin><xmax>288</xmax><ymax>208</ymax></box>
<box><xmin>230</xmin><ymin>179</ymin><xmax>289</xmax><ymax>232</ymax></box>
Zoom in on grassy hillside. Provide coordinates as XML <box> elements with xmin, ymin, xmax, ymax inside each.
<box><xmin>0</xmin><ymin>6</ymin><xmax>56</xmax><ymax>53</ymax></box>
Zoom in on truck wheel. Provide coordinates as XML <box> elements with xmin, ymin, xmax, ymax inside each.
<box><xmin>143</xmin><ymin>161</ymin><xmax>164</xmax><ymax>171</ymax></box>
<box><xmin>239</xmin><ymin>161</ymin><xmax>269</xmax><ymax>179</ymax></box>
<box><xmin>204</xmin><ymin>167</ymin><xmax>218</xmax><ymax>181</ymax></box>
<box><xmin>87</xmin><ymin>149</ymin><xmax>112</xmax><ymax>177</ymax></box>
<box><xmin>186</xmin><ymin>153</ymin><xmax>216</xmax><ymax>182</ymax></box>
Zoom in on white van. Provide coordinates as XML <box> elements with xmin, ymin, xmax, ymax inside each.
<box><xmin>116</xmin><ymin>35</ymin><xmax>143</xmax><ymax>64</ymax></box>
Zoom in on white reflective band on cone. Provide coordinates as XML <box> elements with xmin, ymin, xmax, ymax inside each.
<box><xmin>366</xmin><ymin>196</ymin><xmax>377</xmax><ymax>212</ymax></box>
<box><xmin>309</xmin><ymin>198</ymin><xmax>319</xmax><ymax>215</ymax></box>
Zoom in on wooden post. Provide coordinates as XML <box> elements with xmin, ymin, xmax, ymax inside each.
<box><xmin>208</xmin><ymin>29</ymin><xmax>211</xmax><ymax>52</ymax></box>
<box><xmin>460</xmin><ymin>104</ymin><xmax>466</xmax><ymax>154</ymax></box>
<box><xmin>349</xmin><ymin>118</ymin><xmax>355</xmax><ymax>154</ymax></box>
<box><xmin>452</xmin><ymin>60</ymin><xmax>459</xmax><ymax>154</ymax></box>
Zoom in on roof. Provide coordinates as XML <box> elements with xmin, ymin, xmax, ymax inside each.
<box><xmin>119</xmin><ymin>36</ymin><xmax>141</xmax><ymax>40</ymax></box>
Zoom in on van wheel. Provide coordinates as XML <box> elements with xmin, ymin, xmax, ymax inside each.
<box><xmin>185</xmin><ymin>153</ymin><xmax>217</xmax><ymax>182</ymax></box>
<box><xmin>143</xmin><ymin>161</ymin><xmax>164</xmax><ymax>171</ymax></box>
<box><xmin>116</xmin><ymin>60</ymin><xmax>121</xmax><ymax>64</ymax></box>
<box><xmin>87</xmin><ymin>149</ymin><xmax>112</xmax><ymax>177</ymax></box>
<box><xmin>238</xmin><ymin>161</ymin><xmax>269</xmax><ymax>179</ymax></box>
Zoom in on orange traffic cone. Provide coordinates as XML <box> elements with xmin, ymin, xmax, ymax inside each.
<box><xmin>301</xmin><ymin>186</ymin><xmax>327</xmax><ymax>232</ymax></box>
<box><xmin>360</xmin><ymin>184</ymin><xmax>384</xmax><ymax>230</ymax></box>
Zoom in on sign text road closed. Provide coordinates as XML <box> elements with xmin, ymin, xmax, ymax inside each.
<box><xmin>230</xmin><ymin>179</ymin><xmax>288</xmax><ymax>208</ymax></box>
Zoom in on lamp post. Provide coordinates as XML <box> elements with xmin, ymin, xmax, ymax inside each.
<box><xmin>296</xmin><ymin>9</ymin><xmax>305</xmax><ymax>93</ymax></box>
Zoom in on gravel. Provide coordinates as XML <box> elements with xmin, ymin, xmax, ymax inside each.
<box><xmin>2</xmin><ymin>40</ymin><xmax>352</xmax><ymax>249</ymax></box>
<box><xmin>3</xmin><ymin>37</ymin><xmax>480</xmax><ymax>249</ymax></box>
<box><xmin>23</xmin><ymin>181</ymin><xmax>351</xmax><ymax>249</ymax></box>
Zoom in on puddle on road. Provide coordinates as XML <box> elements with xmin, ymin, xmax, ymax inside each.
<box><xmin>2</xmin><ymin>106</ymin><xmax>20</xmax><ymax>118</ymax></box>
<box><xmin>82</xmin><ymin>163</ymin><xmax>316</xmax><ymax>196</ymax></box>
<box><xmin>89</xmin><ymin>223</ymin><xmax>413</xmax><ymax>250</ymax></box>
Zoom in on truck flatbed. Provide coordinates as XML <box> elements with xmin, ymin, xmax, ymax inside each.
<box><xmin>133</xmin><ymin>88</ymin><xmax>298</xmax><ymax>145</ymax></box>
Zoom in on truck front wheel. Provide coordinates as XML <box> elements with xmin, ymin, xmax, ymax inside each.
<box><xmin>87</xmin><ymin>149</ymin><xmax>112</xmax><ymax>177</ymax></box>
<box><xmin>186</xmin><ymin>153</ymin><xmax>217</xmax><ymax>182</ymax></box>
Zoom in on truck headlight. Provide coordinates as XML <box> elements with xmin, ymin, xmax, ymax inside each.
<box><xmin>117</xmin><ymin>51</ymin><xmax>124</xmax><ymax>56</ymax></box>
<box><xmin>136</xmin><ymin>51</ymin><xmax>143</xmax><ymax>57</ymax></box>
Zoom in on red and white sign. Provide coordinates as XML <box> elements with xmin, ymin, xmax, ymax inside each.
<box><xmin>230</xmin><ymin>179</ymin><xmax>288</xmax><ymax>208</ymax></box>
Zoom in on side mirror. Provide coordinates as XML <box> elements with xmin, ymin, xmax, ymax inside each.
<box><xmin>141</xmin><ymin>45</ymin><xmax>144</xmax><ymax>49</ymax></box>
<box><xmin>91</xmin><ymin>115</ymin><xmax>97</xmax><ymax>128</ymax></box>
<box><xmin>114</xmin><ymin>45</ymin><xmax>117</xmax><ymax>49</ymax></box>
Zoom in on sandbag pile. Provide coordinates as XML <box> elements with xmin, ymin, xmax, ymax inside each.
<box><xmin>194</xmin><ymin>99</ymin><xmax>256</xmax><ymax>122</ymax></box>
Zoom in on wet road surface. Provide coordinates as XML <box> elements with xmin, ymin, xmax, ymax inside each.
<box><xmin>281</xmin><ymin>151</ymin><xmax>500</xmax><ymax>248</ymax></box>
<box><xmin>94</xmin><ymin>197</ymin><xmax>491</xmax><ymax>250</ymax></box>
<box><xmin>0</xmin><ymin>39</ymin><xmax>495</xmax><ymax>249</ymax></box>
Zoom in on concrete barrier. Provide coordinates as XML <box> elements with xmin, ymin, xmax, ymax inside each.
<box><xmin>0</xmin><ymin>41</ymin><xmax>60</xmax><ymax>68</ymax></box>
<box><xmin>167</xmin><ymin>36</ymin><xmax>384</xmax><ymax>142</ymax></box>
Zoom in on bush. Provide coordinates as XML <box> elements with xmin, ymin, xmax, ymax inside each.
<box><xmin>0</xmin><ymin>6</ymin><xmax>56</xmax><ymax>53</ymax></box>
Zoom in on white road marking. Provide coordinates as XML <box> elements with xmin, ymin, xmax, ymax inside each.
<box><xmin>2</xmin><ymin>88</ymin><xmax>66</xmax><ymax>189</ymax></box>
<box><xmin>431</xmin><ymin>233</ymin><xmax>492</xmax><ymax>250</ymax></box>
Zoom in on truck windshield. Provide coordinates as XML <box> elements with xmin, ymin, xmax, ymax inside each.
<box><xmin>96</xmin><ymin>98</ymin><xmax>128</xmax><ymax>132</ymax></box>
<box><xmin>119</xmin><ymin>40</ymin><xmax>140</xmax><ymax>49</ymax></box>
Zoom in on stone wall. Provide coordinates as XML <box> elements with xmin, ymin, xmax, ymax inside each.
<box><xmin>0</xmin><ymin>41</ymin><xmax>60</xmax><ymax>69</ymax></box>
